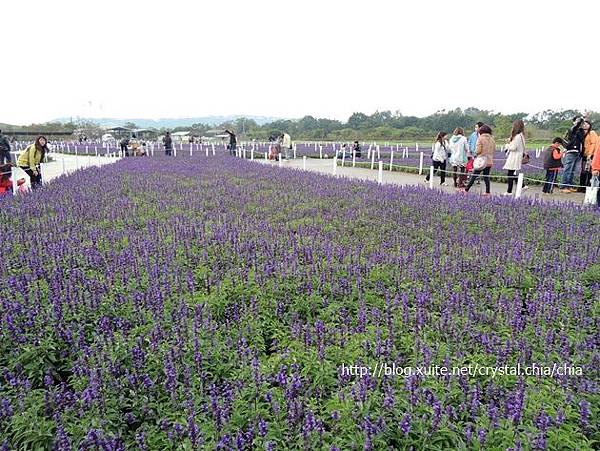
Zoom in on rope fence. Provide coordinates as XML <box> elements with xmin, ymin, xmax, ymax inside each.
<box><xmin>3</xmin><ymin>142</ymin><xmax>597</xmax><ymax>204</ymax></box>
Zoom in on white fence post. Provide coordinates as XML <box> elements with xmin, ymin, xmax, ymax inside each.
<box><xmin>515</xmin><ymin>173</ymin><xmax>524</xmax><ymax>199</ymax></box>
<box><xmin>251</xmin><ymin>148</ymin><xmax>254</xmax><ymax>161</ymax></box>
<box><xmin>303</xmin><ymin>155</ymin><xmax>307</xmax><ymax>170</ymax></box>
<box><xmin>389</xmin><ymin>150</ymin><xmax>394</xmax><ymax>172</ymax></box>
<box><xmin>11</xmin><ymin>167</ymin><xmax>18</xmax><ymax>195</ymax></box>
<box><xmin>419</xmin><ymin>152</ymin><xmax>424</xmax><ymax>175</ymax></box>
<box><xmin>319</xmin><ymin>145</ymin><xmax>323</xmax><ymax>159</ymax></box>
<box><xmin>378</xmin><ymin>160</ymin><xmax>383</xmax><ymax>184</ymax></box>
<box><xmin>332</xmin><ymin>156</ymin><xmax>337</xmax><ymax>175</ymax></box>
<box><xmin>429</xmin><ymin>166</ymin><xmax>434</xmax><ymax>189</ymax></box>
<box><xmin>352</xmin><ymin>151</ymin><xmax>356</xmax><ymax>168</ymax></box>
<box><xmin>370</xmin><ymin>149</ymin><xmax>375</xmax><ymax>170</ymax></box>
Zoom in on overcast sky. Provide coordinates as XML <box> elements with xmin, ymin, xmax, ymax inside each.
<box><xmin>2</xmin><ymin>0</ymin><xmax>599</xmax><ymax>125</ymax></box>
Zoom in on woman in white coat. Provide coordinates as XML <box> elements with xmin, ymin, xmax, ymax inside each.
<box><xmin>425</xmin><ymin>132</ymin><xmax>449</xmax><ymax>186</ymax></box>
<box><xmin>502</xmin><ymin>120</ymin><xmax>526</xmax><ymax>195</ymax></box>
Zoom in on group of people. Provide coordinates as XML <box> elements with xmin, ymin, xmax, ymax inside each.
<box><xmin>336</xmin><ymin>141</ymin><xmax>362</xmax><ymax>159</ymax></box>
<box><xmin>0</xmin><ymin>133</ymin><xmax>49</xmax><ymax>197</ymax></box>
<box><xmin>119</xmin><ymin>134</ymin><xmax>148</xmax><ymax>157</ymax></box>
<box><xmin>425</xmin><ymin>117</ymin><xmax>600</xmax><ymax>205</ymax></box>
<box><xmin>267</xmin><ymin>132</ymin><xmax>292</xmax><ymax>160</ymax></box>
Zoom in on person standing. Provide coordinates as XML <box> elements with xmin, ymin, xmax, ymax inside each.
<box><xmin>468</xmin><ymin>122</ymin><xmax>483</xmax><ymax>159</ymax></box>
<box><xmin>579</xmin><ymin>119</ymin><xmax>598</xmax><ymax>192</ymax></box>
<box><xmin>591</xmin><ymin>137</ymin><xmax>600</xmax><ymax>209</ymax></box>
<box><xmin>502</xmin><ymin>120</ymin><xmax>526</xmax><ymax>196</ymax></box>
<box><xmin>448</xmin><ymin>127</ymin><xmax>469</xmax><ymax>188</ymax></box>
<box><xmin>542</xmin><ymin>138</ymin><xmax>563</xmax><ymax>194</ymax></box>
<box><xmin>163</xmin><ymin>131</ymin><xmax>173</xmax><ymax>156</ymax></box>
<box><xmin>120</xmin><ymin>136</ymin><xmax>130</xmax><ymax>157</ymax></box>
<box><xmin>224</xmin><ymin>129</ymin><xmax>237</xmax><ymax>156</ymax></box>
<box><xmin>352</xmin><ymin>141</ymin><xmax>361</xmax><ymax>158</ymax></box>
<box><xmin>17</xmin><ymin>135</ymin><xmax>48</xmax><ymax>190</ymax></box>
<box><xmin>425</xmin><ymin>132</ymin><xmax>449</xmax><ymax>186</ymax></box>
<box><xmin>281</xmin><ymin>132</ymin><xmax>292</xmax><ymax>160</ymax></box>
<box><xmin>0</xmin><ymin>130</ymin><xmax>11</xmax><ymax>165</ymax></box>
<box><xmin>559</xmin><ymin>116</ymin><xmax>585</xmax><ymax>193</ymax></box>
<box><xmin>464</xmin><ymin>124</ymin><xmax>495</xmax><ymax>195</ymax></box>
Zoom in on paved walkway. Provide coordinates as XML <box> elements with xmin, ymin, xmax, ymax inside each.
<box><xmin>258</xmin><ymin>157</ymin><xmax>587</xmax><ymax>204</ymax></box>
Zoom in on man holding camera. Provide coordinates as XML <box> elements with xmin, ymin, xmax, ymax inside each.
<box><xmin>559</xmin><ymin>116</ymin><xmax>586</xmax><ymax>193</ymax></box>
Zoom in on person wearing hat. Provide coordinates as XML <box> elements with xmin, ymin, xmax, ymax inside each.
<box><xmin>579</xmin><ymin>119</ymin><xmax>598</xmax><ymax>192</ymax></box>
<box><xmin>17</xmin><ymin>135</ymin><xmax>48</xmax><ymax>190</ymax></box>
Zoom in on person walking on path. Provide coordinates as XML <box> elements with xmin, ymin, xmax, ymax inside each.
<box><xmin>559</xmin><ymin>116</ymin><xmax>585</xmax><ymax>193</ymax></box>
<box><xmin>448</xmin><ymin>127</ymin><xmax>469</xmax><ymax>188</ymax></box>
<box><xmin>542</xmin><ymin>138</ymin><xmax>564</xmax><ymax>194</ymax></box>
<box><xmin>579</xmin><ymin>119</ymin><xmax>598</xmax><ymax>192</ymax></box>
<box><xmin>468</xmin><ymin>122</ymin><xmax>483</xmax><ymax>185</ymax></box>
<box><xmin>17</xmin><ymin>135</ymin><xmax>48</xmax><ymax>190</ymax></box>
<box><xmin>463</xmin><ymin>124</ymin><xmax>495</xmax><ymax>195</ymax></box>
<box><xmin>0</xmin><ymin>130</ymin><xmax>11</xmax><ymax>165</ymax></box>
<box><xmin>502</xmin><ymin>119</ymin><xmax>527</xmax><ymax>196</ymax></box>
<box><xmin>224</xmin><ymin>129</ymin><xmax>237</xmax><ymax>156</ymax></box>
<box><xmin>163</xmin><ymin>131</ymin><xmax>173</xmax><ymax>156</ymax></box>
<box><xmin>425</xmin><ymin>132</ymin><xmax>449</xmax><ymax>186</ymax></box>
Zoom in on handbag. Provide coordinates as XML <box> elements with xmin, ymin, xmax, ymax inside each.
<box><xmin>473</xmin><ymin>155</ymin><xmax>486</xmax><ymax>171</ymax></box>
<box><xmin>584</xmin><ymin>176</ymin><xmax>600</xmax><ymax>204</ymax></box>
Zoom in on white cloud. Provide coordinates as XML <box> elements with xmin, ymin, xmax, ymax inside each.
<box><xmin>2</xmin><ymin>0</ymin><xmax>598</xmax><ymax>124</ymax></box>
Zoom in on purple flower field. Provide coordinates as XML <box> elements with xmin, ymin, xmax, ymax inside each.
<box><xmin>54</xmin><ymin>141</ymin><xmax>550</xmax><ymax>182</ymax></box>
<box><xmin>0</xmin><ymin>155</ymin><xmax>598</xmax><ymax>449</ymax></box>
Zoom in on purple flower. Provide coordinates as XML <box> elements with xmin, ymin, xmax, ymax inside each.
<box><xmin>399</xmin><ymin>414</ymin><xmax>411</xmax><ymax>437</ymax></box>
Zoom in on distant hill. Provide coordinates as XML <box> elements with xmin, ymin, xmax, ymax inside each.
<box><xmin>51</xmin><ymin>116</ymin><xmax>282</xmax><ymax>128</ymax></box>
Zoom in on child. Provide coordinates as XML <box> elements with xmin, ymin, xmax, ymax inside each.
<box><xmin>542</xmin><ymin>137</ymin><xmax>564</xmax><ymax>194</ymax></box>
<box><xmin>0</xmin><ymin>164</ymin><xmax>12</xmax><ymax>197</ymax></box>
<box><xmin>17</xmin><ymin>178</ymin><xmax>28</xmax><ymax>194</ymax></box>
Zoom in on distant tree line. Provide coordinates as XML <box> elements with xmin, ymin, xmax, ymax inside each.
<box><xmin>3</xmin><ymin>108</ymin><xmax>599</xmax><ymax>143</ymax></box>
<box><xmin>166</xmin><ymin>108</ymin><xmax>600</xmax><ymax>143</ymax></box>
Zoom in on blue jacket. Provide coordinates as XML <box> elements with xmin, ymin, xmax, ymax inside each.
<box><xmin>467</xmin><ymin>132</ymin><xmax>478</xmax><ymax>156</ymax></box>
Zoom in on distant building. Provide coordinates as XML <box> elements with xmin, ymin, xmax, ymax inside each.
<box><xmin>170</xmin><ymin>131</ymin><xmax>192</xmax><ymax>143</ymax></box>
